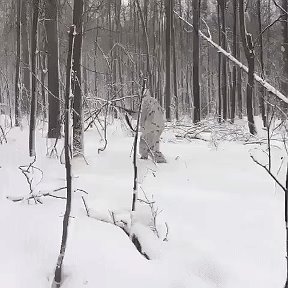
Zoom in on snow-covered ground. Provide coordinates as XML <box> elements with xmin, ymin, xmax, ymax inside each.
<box><xmin>0</xmin><ymin>120</ymin><xmax>286</xmax><ymax>288</ymax></box>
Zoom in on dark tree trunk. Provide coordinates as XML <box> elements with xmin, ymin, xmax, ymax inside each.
<box><xmin>72</xmin><ymin>0</ymin><xmax>84</xmax><ymax>156</ymax></box>
<box><xmin>29</xmin><ymin>0</ymin><xmax>40</xmax><ymax>156</ymax></box>
<box><xmin>15</xmin><ymin>0</ymin><xmax>21</xmax><ymax>127</ymax></box>
<box><xmin>171</xmin><ymin>0</ymin><xmax>179</xmax><ymax>120</ymax></box>
<box><xmin>237</xmin><ymin>42</ymin><xmax>242</xmax><ymax>119</ymax></box>
<box><xmin>135</xmin><ymin>0</ymin><xmax>153</xmax><ymax>95</ymax></box>
<box><xmin>53</xmin><ymin>25</ymin><xmax>75</xmax><ymax>288</ymax></box>
<box><xmin>257</xmin><ymin>0</ymin><xmax>267</xmax><ymax>127</ymax></box>
<box><xmin>39</xmin><ymin>30</ymin><xmax>47</xmax><ymax>120</ymax></box>
<box><xmin>231</xmin><ymin>0</ymin><xmax>237</xmax><ymax>123</ymax></box>
<box><xmin>165</xmin><ymin>0</ymin><xmax>171</xmax><ymax>121</ymax></box>
<box><xmin>218</xmin><ymin>0</ymin><xmax>227</xmax><ymax>121</ymax></box>
<box><xmin>217</xmin><ymin>4</ymin><xmax>222</xmax><ymax>122</ymax></box>
<box><xmin>281</xmin><ymin>0</ymin><xmax>288</xmax><ymax>114</ymax></box>
<box><xmin>193</xmin><ymin>0</ymin><xmax>201</xmax><ymax>123</ymax></box>
<box><xmin>239</xmin><ymin>0</ymin><xmax>256</xmax><ymax>135</ymax></box>
<box><xmin>45</xmin><ymin>0</ymin><xmax>61</xmax><ymax>138</ymax></box>
<box><xmin>21</xmin><ymin>0</ymin><xmax>30</xmax><ymax>114</ymax></box>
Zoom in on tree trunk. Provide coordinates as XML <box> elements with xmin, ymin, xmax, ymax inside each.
<box><xmin>257</xmin><ymin>0</ymin><xmax>267</xmax><ymax>127</ymax></box>
<box><xmin>193</xmin><ymin>0</ymin><xmax>201</xmax><ymax>123</ymax></box>
<box><xmin>217</xmin><ymin>4</ymin><xmax>222</xmax><ymax>122</ymax></box>
<box><xmin>15</xmin><ymin>0</ymin><xmax>21</xmax><ymax>127</ymax></box>
<box><xmin>281</xmin><ymin>0</ymin><xmax>288</xmax><ymax>115</ymax></box>
<box><xmin>29</xmin><ymin>0</ymin><xmax>40</xmax><ymax>156</ymax></box>
<box><xmin>45</xmin><ymin>0</ymin><xmax>61</xmax><ymax>139</ymax></box>
<box><xmin>39</xmin><ymin>30</ymin><xmax>47</xmax><ymax>120</ymax></box>
<box><xmin>53</xmin><ymin>25</ymin><xmax>75</xmax><ymax>288</ymax></box>
<box><xmin>72</xmin><ymin>0</ymin><xmax>84</xmax><ymax>156</ymax></box>
<box><xmin>231</xmin><ymin>0</ymin><xmax>237</xmax><ymax>123</ymax></box>
<box><xmin>218</xmin><ymin>0</ymin><xmax>227</xmax><ymax>121</ymax></box>
<box><xmin>239</xmin><ymin>0</ymin><xmax>256</xmax><ymax>135</ymax></box>
<box><xmin>21</xmin><ymin>0</ymin><xmax>30</xmax><ymax>114</ymax></box>
<box><xmin>165</xmin><ymin>0</ymin><xmax>171</xmax><ymax>121</ymax></box>
<box><xmin>135</xmin><ymin>0</ymin><xmax>153</xmax><ymax>95</ymax></box>
<box><xmin>171</xmin><ymin>0</ymin><xmax>179</xmax><ymax>120</ymax></box>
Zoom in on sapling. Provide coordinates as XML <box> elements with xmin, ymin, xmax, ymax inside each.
<box><xmin>131</xmin><ymin>78</ymin><xmax>147</xmax><ymax>211</ymax></box>
<box><xmin>52</xmin><ymin>25</ymin><xmax>75</xmax><ymax>288</ymax></box>
<box><xmin>250</xmin><ymin>109</ymin><xmax>288</xmax><ymax>288</ymax></box>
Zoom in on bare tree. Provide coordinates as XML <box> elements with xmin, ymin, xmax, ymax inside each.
<box><xmin>193</xmin><ymin>0</ymin><xmax>201</xmax><ymax>123</ymax></box>
<box><xmin>231</xmin><ymin>0</ymin><xmax>237</xmax><ymax>123</ymax></box>
<box><xmin>257</xmin><ymin>0</ymin><xmax>267</xmax><ymax>127</ymax></box>
<box><xmin>239</xmin><ymin>0</ymin><xmax>256</xmax><ymax>135</ymax></box>
<box><xmin>165</xmin><ymin>0</ymin><xmax>171</xmax><ymax>121</ymax></box>
<box><xmin>281</xmin><ymin>0</ymin><xmax>288</xmax><ymax>115</ymax></box>
<box><xmin>72</xmin><ymin>0</ymin><xmax>84</xmax><ymax>156</ymax></box>
<box><xmin>15</xmin><ymin>0</ymin><xmax>21</xmax><ymax>127</ymax></box>
<box><xmin>21</xmin><ymin>0</ymin><xmax>30</xmax><ymax>114</ymax></box>
<box><xmin>53</xmin><ymin>25</ymin><xmax>75</xmax><ymax>288</ymax></box>
<box><xmin>217</xmin><ymin>0</ymin><xmax>227</xmax><ymax>121</ymax></box>
<box><xmin>45</xmin><ymin>0</ymin><xmax>61</xmax><ymax>139</ymax></box>
<box><xmin>29</xmin><ymin>0</ymin><xmax>40</xmax><ymax>156</ymax></box>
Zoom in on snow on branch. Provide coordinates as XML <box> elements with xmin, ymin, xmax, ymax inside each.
<box><xmin>174</xmin><ymin>11</ymin><xmax>288</xmax><ymax>105</ymax></box>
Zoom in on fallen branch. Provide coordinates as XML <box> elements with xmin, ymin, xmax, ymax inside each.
<box><xmin>250</xmin><ymin>155</ymin><xmax>286</xmax><ymax>193</ymax></box>
<box><xmin>175</xmin><ymin>11</ymin><xmax>288</xmax><ymax>105</ymax></box>
<box><xmin>7</xmin><ymin>191</ymin><xmax>66</xmax><ymax>203</ymax></box>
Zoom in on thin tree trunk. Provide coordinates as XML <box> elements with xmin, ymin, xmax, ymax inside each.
<box><xmin>165</xmin><ymin>0</ymin><xmax>172</xmax><ymax>120</ymax></box>
<box><xmin>39</xmin><ymin>32</ymin><xmax>47</xmax><ymax>120</ymax></box>
<box><xmin>239</xmin><ymin>0</ymin><xmax>256</xmax><ymax>135</ymax></box>
<box><xmin>135</xmin><ymin>0</ymin><xmax>153</xmax><ymax>96</ymax></box>
<box><xmin>218</xmin><ymin>0</ymin><xmax>227</xmax><ymax>120</ymax></box>
<box><xmin>257</xmin><ymin>0</ymin><xmax>267</xmax><ymax>127</ymax></box>
<box><xmin>281</xmin><ymin>0</ymin><xmax>288</xmax><ymax>116</ymax></box>
<box><xmin>171</xmin><ymin>0</ymin><xmax>178</xmax><ymax>120</ymax></box>
<box><xmin>72</xmin><ymin>0</ymin><xmax>84</xmax><ymax>156</ymax></box>
<box><xmin>231</xmin><ymin>0</ymin><xmax>237</xmax><ymax>123</ymax></box>
<box><xmin>217</xmin><ymin>4</ymin><xmax>222</xmax><ymax>122</ymax></box>
<box><xmin>21</xmin><ymin>0</ymin><xmax>30</xmax><ymax>114</ymax></box>
<box><xmin>15</xmin><ymin>0</ymin><xmax>21</xmax><ymax>127</ymax></box>
<box><xmin>193</xmin><ymin>0</ymin><xmax>201</xmax><ymax>123</ymax></box>
<box><xmin>45</xmin><ymin>0</ymin><xmax>61</xmax><ymax>138</ymax></box>
<box><xmin>29</xmin><ymin>0</ymin><xmax>40</xmax><ymax>156</ymax></box>
<box><xmin>237</xmin><ymin>32</ymin><xmax>243</xmax><ymax>119</ymax></box>
<box><xmin>53</xmin><ymin>25</ymin><xmax>75</xmax><ymax>288</ymax></box>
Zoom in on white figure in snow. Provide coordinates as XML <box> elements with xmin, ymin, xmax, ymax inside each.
<box><xmin>139</xmin><ymin>90</ymin><xmax>166</xmax><ymax>163</ymax></box>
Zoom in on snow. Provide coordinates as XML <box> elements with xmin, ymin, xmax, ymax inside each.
<box><xmin>0</xmin><ymin>119</ymin><xmax>286</xmax><ymax>287</ymax></box>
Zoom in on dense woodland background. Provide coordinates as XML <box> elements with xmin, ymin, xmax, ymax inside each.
<box><xmin>0</xmin><ymin>0</ymin><xmax>288</xmax><ymax>148</ymax></box>
<box><xmin>1</xmin><ymin>1</ymin><xmax>288</xmax><ymax>287</ymax></box>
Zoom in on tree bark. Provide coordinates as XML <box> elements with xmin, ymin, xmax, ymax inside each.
<box><xmin>45</xmin><ymin>0</ymin><xmax>61</xmax><ymax>138</ymax></box>
<box><xmin>231</xmin><ymin>0</ymin><xmax>237</xmax><ymax>123</ymax></box>
<box><xmin>15</xmin><ymin>0</ymin><xmax>21</xmax><ymax>127</ymax></box>
<box><xmin>72</xmin><ymin>0</ymin><xmax>84</xmax><ymax>156</ymax></box>
<box><xmin>217</xmin><ymin>4</ymin><xmax>222</xmax><ymax>122</ymax></box>
<box><xmin>165</xmin><ymin>0</ymin><xmax>171</xmax><ymax>121</ymax></box>
<box><xmin>257</xmin><ymin>0</ymin><xmax>267</xmax><ymax>127</ymax></box>
<box><xmin>53</xmin><ymin>25</ymin><xmax>75</xmax><ymax>288</ymax></box>
<box><xmin>281</xmin><ymin>0</ymin><xmax>288</xmax><ymax>115</ymax></box>
<box><xmin>29</xmin><ymin>0</ymin><xmax>40</xmax><ymax>156</ymax></box>
<box><xmin>239</xmin><ymin>0</ymin><xmax>256</xmax><ymax>135</ymax></box>
<box><xmin>218</xmin><ymin>0</ymin><xmax>227</xmax><ymax>121</ymax></box>
<box><xmin>21</xmin><ymin>0</ymin><xmax>30</xmax><ymax>114</ymax></box>
<box><xmin>171</xmin><ymin>0</ymin><xmax>179</xmax><ymax>120</ymax></box>
<box><xmin>193</xmin><ymin>0</ymin><xmax>201</xmax><ymax>123</ymax></box>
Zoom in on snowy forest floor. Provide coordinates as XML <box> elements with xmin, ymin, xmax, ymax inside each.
<box><xmin>0</xmin><ymin>117</ymin><xmax>286</xmax><ymax>288</ymax></box>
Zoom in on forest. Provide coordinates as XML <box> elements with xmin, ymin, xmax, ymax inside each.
<box><xmin>1</xmin><ymin>0</ymin><xmax>288</xmax><ymax>287</ymax></box>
